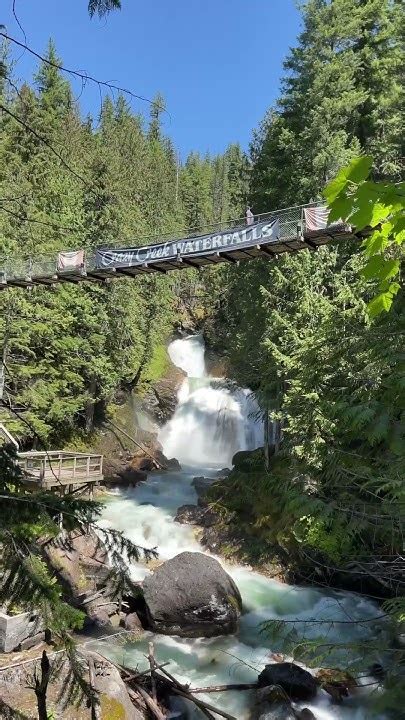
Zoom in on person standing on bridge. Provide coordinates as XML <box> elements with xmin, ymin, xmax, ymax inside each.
<box><xmin>246</xmin><ymin>206</ymin><xmax>254</xmax><ymax>225</ymax></box>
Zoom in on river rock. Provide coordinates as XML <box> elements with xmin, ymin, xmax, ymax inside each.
<box><xmin>251</xmin><ymin>687</ymin><xmax>296</xmax><ymax>720</ymax></box>
<box><xmin>254</xmin><ymin>703</ymin><xmax>296</xmax><ymax>720</ymax></box>
<box><xmin>175</xmin><ymin>504</ymin><xmax>218</xmax><ymax>527</ymax></box>
<box><xmin>192</xmin><ymin>476</ymin><xmax>213</xmax><ymax>493</ymax></box>
<box><xmin>142</xmin><ymin>551</ymin><xmax>242</xmax><ymax>637</ymax></box>
<box><xmin>84</xmin><ymin>650</ymin><xmax>145</xmax><ymax>719</ymax></box>
<box><xmin>42</xmin><ymin>530</ymin><xmax>118</xmax><ymax>628</ymax></box>
<box><xmin>123</xmin><ymin>612</ymin><xmax>143</xmax><ymax>632</ymax></box>
<box><xmin>116</xmin><ymin>466</ymin><xmax>148</xmax><ymax>485</ymax></box>
<box><xmin>298</xmin><ymin>710</ymin><xmax>316</xmax><ymax>720</ymax></box>
<box><xmin>156</xmin><ymin>450</ymin><xmax>181</xmax><ymax>470</ymax></box>
<box><xmin>316</xmin><ymin>667</ymin><xmax>357</xmax><ymax>702</ymax></box>
<box><xmin>216</xmin><ymin>467</ymin><xmax>231</xmax><ymax>477</ymax></box>
<box><xmin>232</xmin><ymin>447</ymin><xmax>264</xmax><ymax>471</ymax></box>
<box><xmin>258</xmin><ymin>663</ymin><xmax>317</xmax><ymax>701</ymax></box>
<box><xmin>192</xmin><ymin>476</ymin><xmax>215</xmax><ymax>506</ymax></box>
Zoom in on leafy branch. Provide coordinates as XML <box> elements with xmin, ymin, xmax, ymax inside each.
<box><xmin>324</xmin><ymin>155</ymin><xmax>405</xmax><ymax>317</ymax></box>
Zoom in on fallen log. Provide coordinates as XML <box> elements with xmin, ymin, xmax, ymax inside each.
<box><xmin>115</xmin><ymin>660</ymin><xmax>170</xmax><ymax>681</ymax></box>
<box><xmin>106</xmin><ymin>420</ymin><xmax>167</xmax><ymax>470</ymax></box>
<box><xmin>190</xmin><ymin>682</ymin><xmax>258</xmax><ymax>694</ymax></box>
<box><xmin>149</xmin><ymin>641</ymin><xmax>157</xmax><ymax>703</ymax></box>
<box><xmin>155</xmin><ymin>664</ymin><xmax>237</xmax><ymax>720</ymax></box>
<box><xmin>127</xmin><ymin>684</ymin><xmax>167</xmax><ymax>720</ymax></box>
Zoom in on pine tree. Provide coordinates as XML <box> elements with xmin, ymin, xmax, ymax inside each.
<box><xmin>250</xmin><ymin>0</ymin><xmax>403</xmax><ymax>212</ymax></box>
<box><xmin>208</xmin><ymin>1</ymin><xmax>405</xmax><ymax>708</ymax></box>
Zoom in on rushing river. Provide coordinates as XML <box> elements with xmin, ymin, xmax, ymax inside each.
<box><xmin>100</xmin><ymin>336</ymin><xmax>385</xmax><ymax>719</ymax></box>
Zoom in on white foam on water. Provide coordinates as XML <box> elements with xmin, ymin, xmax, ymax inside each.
<box><xmin>159</xmin><ymin>335</ymin><xmax>263</xmax><ymax>467</ymax></box>
<box><xmin>100</xmin><ymin>336</ymin><xmax>387</xmax><ymax>719</ymax></box>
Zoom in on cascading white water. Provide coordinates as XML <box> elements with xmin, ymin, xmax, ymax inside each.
<box><xmin>100</xmin><ymin>336</ymin><xmax>386</xmax><ymax>720</ymax></box>
<box><xmin>158</xmin><ymin>335</ymin><xmax>263</xmax><ymax>467</ymax></box>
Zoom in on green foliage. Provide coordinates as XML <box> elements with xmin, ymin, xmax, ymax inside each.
<box><xmin>324</xmin><ymin>155</ymin><xmax>405</xmax><ymax>316</ymax></box>
<box><xmin>0</xmin><ymin>443</ymin><xmax>154</xmax><ymax>642</ymax></box>
<box><xmin>207</xmin><ymin>0</ymin><xmax>405</xmax><ymax>712</ymax></box>
<box><xmin>0</xmin><ymin>40</ymin><xmax>248</xmax><ymax>444</ymax></box>
<box><xmin>292</xmin><ymin>516</ymin><xmax>353</xmax><ymax>564</ymax></box>
<box><xmin>88</xmin><ymin>0</ymin><xmax>121</xmax><ymax>17</ymax></box>
<box><xmin>140</xmin><ymin>342</ymin><xmax>169</xmax><ymax>385</ymax></box>
<box><xmin>249</xmin><ymin>0</ymin><xmax>403</xmax><ymax>212</ymax></box>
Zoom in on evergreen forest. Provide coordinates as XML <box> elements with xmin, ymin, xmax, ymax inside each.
<box><xmin>0</xmin><ymin>0</ymin><xmax>404</xmax><ymax>718</ymax></box>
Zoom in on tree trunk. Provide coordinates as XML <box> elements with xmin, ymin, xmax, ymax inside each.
<box><xmin>264</xmin><ymin>410</ymin><xmax>270</xmax><ymax>471</ymax></box>
<box><xmin>85</xmin><ymin>376</ymin><xmax>97</xmax><ymax>433</ymax></box>
<box><xmin>35</xmin><ymin>650</ymin><xmax>50</xmax><ymax>720</ymax></box>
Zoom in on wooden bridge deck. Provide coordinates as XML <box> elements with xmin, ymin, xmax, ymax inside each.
<box><xmin>18</xmin><ymin>450</ymin><xmax>103</xmax><ymax>490</ymax></box>
<box><xmin>0</xmin><ymin>202</ymin><xmax>361</xmax><ymax>292</ymax></box>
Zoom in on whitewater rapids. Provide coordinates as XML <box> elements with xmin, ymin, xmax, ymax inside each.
<box><xmin>100</xmin><ymin>335</ymin><xmax>385</xmax><ymax>720</ymax></box>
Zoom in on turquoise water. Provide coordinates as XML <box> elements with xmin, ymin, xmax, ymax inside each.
<box><xmin>94</xmin><ymin>335</ymin><xmax>386</xmax><ymax>718</ymax></box>
<box><xmin>97</xmin><ymin>472</ymin><xmax>385</xmax><ymax>720</ymax></box>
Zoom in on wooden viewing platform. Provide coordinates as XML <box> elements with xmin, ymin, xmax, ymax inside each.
<box><xmin>18</xmin><ymin>450</ymin><xmax>103</xmax><ymax>494</ymax></box>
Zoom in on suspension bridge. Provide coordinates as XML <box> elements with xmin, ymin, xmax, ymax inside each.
<box><xmin>0</xmin><ymin>202</ymin><xmax>358</xmax><ymax>291</ymax></box>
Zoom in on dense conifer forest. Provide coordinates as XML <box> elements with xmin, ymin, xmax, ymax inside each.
<box><xmin>0</xmin><ymin>0</ymin><xmax>404</xmax><ymax>717</ymax></box>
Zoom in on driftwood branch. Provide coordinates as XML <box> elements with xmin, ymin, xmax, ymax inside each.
<box><xmin>155</xmin><ymin>664</ymin><xmax>237</xmax><ymax>720</ymax></box>
<box><xmin>148</xmin><ymin>642</ymin><xmax>157</xmax><ymax>703</ymax></box>
<box><xmin>190</xmin><ymin>682</ymin><xmax>258</xmax><ymax>694</ymax></box>
<box><xmin>127</xmin><ymin>684</ymin><xmax>166</xmax><ymax>720</ymax></box>
<box><xmin>119</xmin><ymin>656</ymin><xmax>247</xmax><ymax>720</ymax></box>
<box><xmin>88</xmin><ymin>656</ymin><xmax>101</xmax><ymax>720</ymax></box>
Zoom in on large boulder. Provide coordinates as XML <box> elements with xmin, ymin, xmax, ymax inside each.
<box><xmin>142</xmin><ymin>551</ymin><xmax>242</xmax><ymax>637</ymax></box>
<box><xmin>175</xmin><ymin>504</ymin><xmax>218</xmax><ymax>527</ymax></box>
<box><xmin>258</xmin><ymin>663</ymin><xmax>317</xmax><ymax>702</ymax></box>
<box><xmin>251</xmin><ymin>687</ymin><xmax>296</xmax><ymax>720</ymax></box>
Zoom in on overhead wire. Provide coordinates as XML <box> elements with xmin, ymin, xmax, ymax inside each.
<box><xmin>0</xmin><ymin>31</ymin><xmax>169</xmax><ymax>118</ymax></box>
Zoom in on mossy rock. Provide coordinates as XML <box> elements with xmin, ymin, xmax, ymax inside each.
<box><xmin>232</xmin><ymin>447</ymin><xmax>264</xmax><ymax>472</ymax></box>
<box><xmin>100</xmin><ymin>694</ymin><xmax>127</xmax><ymax>720</ymax></box>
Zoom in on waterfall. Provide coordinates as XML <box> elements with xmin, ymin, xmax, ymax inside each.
<box><xmin>100</xmin><ymin>335</ymin><xmax>385</xmax><ymax>720</ymax></box>
<box><xmin>158</xmin><ymin>335</ymin><xmax>263</xmax><ymax>468</ymax></box>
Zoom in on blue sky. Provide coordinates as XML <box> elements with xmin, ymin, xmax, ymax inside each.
<box><xmin>3</xmin><ymin>0</ymin><xmax>301</xmax><ymax>159</ymax></box>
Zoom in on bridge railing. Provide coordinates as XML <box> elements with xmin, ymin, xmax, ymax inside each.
<box><xmin>0</xmin><ymin>201</ymin><xmax>322</xmax><ymax>282</ymax></box>
<box><xmin>18</xmin><ymin>450</ymin><xmax>103</xmax><ymax>487</ymax></box>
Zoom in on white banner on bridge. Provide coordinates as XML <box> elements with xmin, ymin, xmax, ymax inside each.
<box><xmin>95</xmin><ymin>218</ymin><xmax>280</xmax><ymax>269</ymax></box>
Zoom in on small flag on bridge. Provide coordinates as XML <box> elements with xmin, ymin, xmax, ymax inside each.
<box><xmin>57</xmin><ymin>249</ymin><xmax>85</xmax><ymax>272</ymax></box>
<box><xmin>304</xmin><ymin>205</ymin><xmax>330</xmax><ymax>231</ymax></box>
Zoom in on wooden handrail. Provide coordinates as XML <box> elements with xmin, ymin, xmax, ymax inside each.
<box><xmin>18</xmin><ymin>450</ymin><xmax>103</xmax><ymax>459</ymax></box>
<box><xmin>17</xmin><ymin>449</ymin><xmax>104</xmax><ymax>487</ymax></box>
